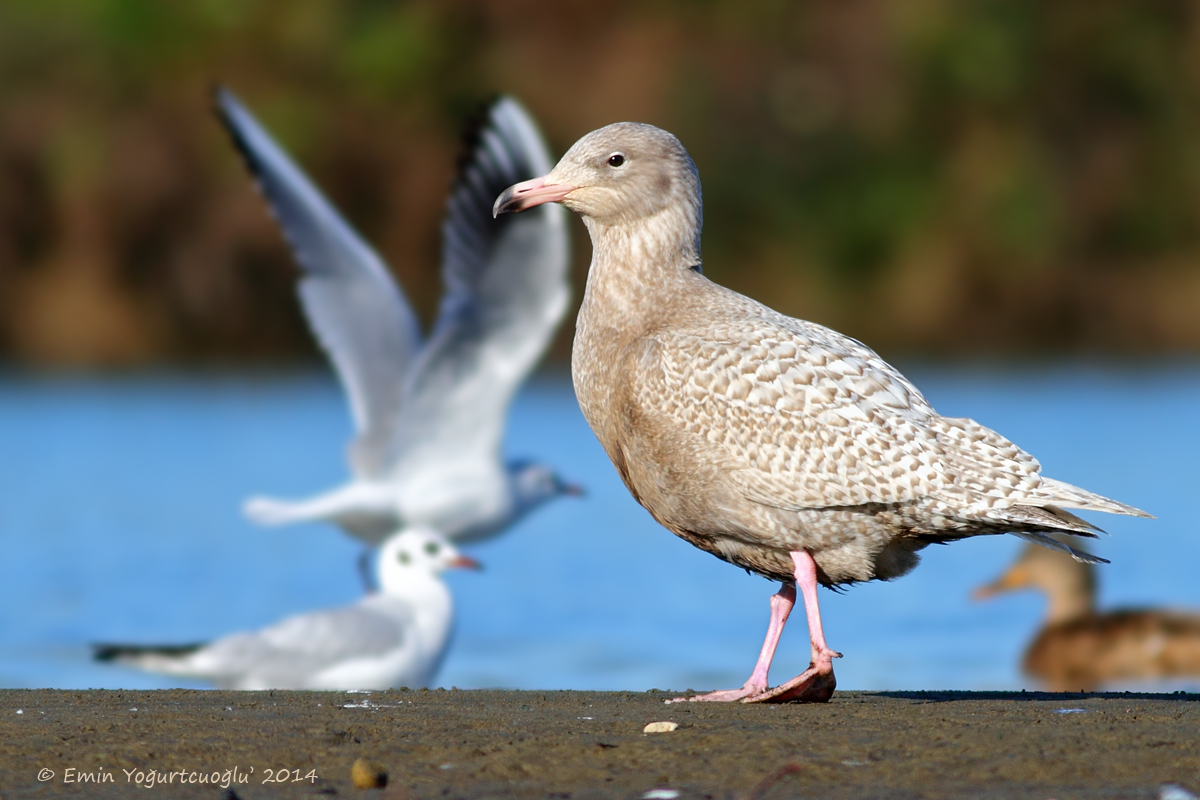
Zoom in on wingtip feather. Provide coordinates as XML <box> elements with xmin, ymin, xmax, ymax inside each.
<box><xmin>1011</xmin><ymin>531</ymin><xmax>1110</xmax><ymax>564</ymax></box>
<box><xmin>1038</xmin><ymin>477</ymin><xmax>1154</xmax><ymax>520</ymax></box>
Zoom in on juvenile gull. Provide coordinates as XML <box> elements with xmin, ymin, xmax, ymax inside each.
<box><xmin>495</xmin><ymin>122</ymin><xmax>1151</xmax><ymax>703</ymax></box>
<box><xmin>215</xmin><ymin>89</ymin><xmax>581</xmax><ymax>557</ymax></box>
<box><xmin>93</xmin><ymin>528</ymin><xmax>477</xmax><ymax>690</ymax></box>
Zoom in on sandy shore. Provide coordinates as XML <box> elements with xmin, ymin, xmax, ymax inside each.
<box><xmin>1</xmin><ymin>688</ymin><xmax>1196</xmax><ymax>798</ymax></box>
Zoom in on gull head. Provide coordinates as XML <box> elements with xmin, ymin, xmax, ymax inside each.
<box><xmin>494</xmin><ymin>122</ymin><xmax>701</xmax><ymax>233</ymax></box>
<box><xmin>377</xmin><ymin>527</ymin><xmax>480</xmax><ymax>594</ymax></box>
<box><xmin>508</xmin><ymin>461</ymin><xmax>585</xmax><ymax>515</ymax></box>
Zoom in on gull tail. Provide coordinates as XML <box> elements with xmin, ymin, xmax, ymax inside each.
<box><xmin>244</xmin><ymin>484</ymin><xmax>397</xmax><ymax>540</ymax></box>
<box><xmin>243</xmin><ymin>496</ymin><xmax>306</xmax><ymax>527</ymax></box>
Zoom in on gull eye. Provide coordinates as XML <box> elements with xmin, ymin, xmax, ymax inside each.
<box><xmin>607</xmin><ymin>153</ymin><xmax>625</xmax><ymax>167</ymax></box>
<box><xmin>397</xmin><ymin>551</ymin><xmax>412</xmax><ymax>565</ymax></box>
<box><xmin>424</xmin><ymin>542</ymin><xmax>440</xmax><ymax>556</ymax></box>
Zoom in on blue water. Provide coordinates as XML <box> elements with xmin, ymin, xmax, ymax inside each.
<box><xmin>0</xmin><ymin>364</ymin><xmax>1194</xmax><ymax>693</ymax></box>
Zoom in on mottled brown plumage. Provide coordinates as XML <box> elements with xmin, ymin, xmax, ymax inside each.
<box><xmin>495</xmin><ymin>122</ymin><xmax>1149</xmax><ymax>703</ymax></box>
<box><xmin>976</xmin><ymin>543</ymin><xmax>1200</xmax><ymax>691</ymax></box>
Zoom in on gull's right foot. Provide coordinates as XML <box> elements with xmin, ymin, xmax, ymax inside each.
<box><xmin>743</xmin><ymin>661</ymin><xmax>836</xmax><ymax>704</ymax></box>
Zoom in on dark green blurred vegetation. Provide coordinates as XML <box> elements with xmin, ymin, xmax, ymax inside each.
<box><xmin>2</xmin><ymin>0</ymin><xmax>1200</xmax><ymax>366</ymax></box>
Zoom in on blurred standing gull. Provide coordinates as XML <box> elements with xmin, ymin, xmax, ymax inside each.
<box><xmin>94</xmin><ymin>528</ymin><xmax>477</xmax><ymax>690</ymax></box>
<box><xmin>495</xmin><ymin>122</ymin><xmax>1150</xmax><ymax>703</ymax></box>
<box><xmin>215</xmin><ymin>90</ymin><xmax>580</xmax><ymax>557</ymax></box>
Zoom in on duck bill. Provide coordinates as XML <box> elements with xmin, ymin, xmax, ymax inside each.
<box><xmin>493</xmin><ymin>177</ymin><xmax>574</xmax><ymax>217</ymax></box>
<box><xmin>449</xmin><ymin>555</ymin><xmax>483</xmax><ymax>571</ymax></box>
<box><xmin>971</xmin><ymin>566</ymin><xmax>1027</xmax><ymax>601</ymax></box>
<box><xmin>563</xmin><ymin>482</ymin><xmax>586</xmax><ymax>497</ymax></box>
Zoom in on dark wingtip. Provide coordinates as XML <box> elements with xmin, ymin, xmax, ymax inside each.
<box><xmin>92</xmin><ymin>644</ymin><xmax>121</xmax><ymax>663</ymax></box>
<box><xmin>210</xmin><ymin>86</ymin><xmax>265</xmax><ymax>183</ymax></box>
<box><xmin>454</xmin><ymin>93</ymin><xmax>504</xmax><ymax>178</ymax></box>
<box><xmin>210</xmin><ymin>83</ymin><xmax>238</xmax><ymax>131</ymax></box>
<box><xmin>92</xmin><ymin>642</ymin><xmax>206</xmax><ymax>663</ymax></box>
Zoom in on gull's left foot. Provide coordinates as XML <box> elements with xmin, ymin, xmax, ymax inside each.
<box><xmin>667</xmin><ymin>684</ymin><xmax>762</xmax><ymax>703</ymax></box>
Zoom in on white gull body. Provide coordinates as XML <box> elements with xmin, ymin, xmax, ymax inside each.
<box><xmin>93</xmin><ymin>528</ymin><xmax>476</xmax><ymax>690</ymax></box>
<box><xmin>494</xmin><ymin>122</ymin><xmax>1151</xmax><ymax>703</ymax></box>
<box><xmin>216</xmin><ymin>90</ymin><xmax>578</xmax><ymax>549</ymax></box>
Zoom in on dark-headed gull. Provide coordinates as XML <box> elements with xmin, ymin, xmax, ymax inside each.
<box><xmin>94</xmin><ymin>528</ymin><xmax>477</xmax><ymax>690</ymax></box>
<box><xmin>215</xmin><ymin>89</ymin><xmax>581</xmax><ymax>554</ymax></box>
<box><xmin>495</xmin><ymin>122</ymin><xmax>1150</xmax><ymax>703</ymax></box>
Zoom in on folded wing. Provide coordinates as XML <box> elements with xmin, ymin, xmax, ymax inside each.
<box><xmin>198</xmin><ymin>603</ymin><xmax>409</xmax><ymax>687</ymax></box>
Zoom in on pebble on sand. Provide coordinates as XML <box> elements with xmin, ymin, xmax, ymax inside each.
<box><xmin>351</xmin><ymin>757</ymin><xmax>388</xmax><ymax>789</ymax></box>
<box><xmin>643</xmin><ymin>721</ymin><xmax>679</xmax><ymax>734</ymax></box>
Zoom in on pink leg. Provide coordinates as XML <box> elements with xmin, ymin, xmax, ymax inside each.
<box><xmin>670</xmin><ymin>583</ymin><xmax>796</xmax><ymax>703</ymax></box>
<box><xmin>746</xmin><ymin>584</ymin><xmax>797</xmax><ymax>689</ymax></box>
<box><xmin>793</xmin><ymin>549</ymin><xmax>841</xmax><ymax>664</ymax></box>
<box><xmin>745</xmin><ymin>550</ymin><xmax>839</xmax><ymax>703</ymax></box>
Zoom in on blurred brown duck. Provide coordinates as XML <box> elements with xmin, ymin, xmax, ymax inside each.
<box><xmin>975</xmin><ymin>542</ymin><xmax>1200</xmax><ymax>690</ymax></box>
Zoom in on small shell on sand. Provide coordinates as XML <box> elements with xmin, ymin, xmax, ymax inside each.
<box><xmin>643</xmin><ymin>721</ymin><xmax>679</xmax><ymax>734</ymax></box>
<box><xmin>351</xmin><ymin>757</ymin><xmax>388</xmax><ymax>788</ymax></box>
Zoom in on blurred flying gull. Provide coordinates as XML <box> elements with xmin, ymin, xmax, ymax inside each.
<box><xmin>93</xmin><ymin>528</ymin><xmax>477</xmax><ymax>690</ymax></box>
<box><xmin>215</xmin><ymin>89</ymin><xmax>580</xmax><ymax>563</ymax></box>
<box><xmin>495</xmin><ymin>121</ymin><xmax>1151</xmax><ymax>703</ymax></box>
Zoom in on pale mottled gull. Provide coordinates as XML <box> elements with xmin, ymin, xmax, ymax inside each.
<box><xmin>215</xmin><ymin>89</ymin><xmax>581</xmax><ymax>559</ymax></box>
<box><xmin>494</xmin><ymin>122</ymin><xmax>1151</xmax><ymax>703</ymax></box>
<box><xmin>93</xmin><ymin>528</ymin><xmax>478</xmax><ymax>690</ymax></box>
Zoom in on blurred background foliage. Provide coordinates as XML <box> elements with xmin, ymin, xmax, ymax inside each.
<box><xmin>3</xmin><ymin>0</ymin><xmax>1200</xmax><ymax>366</ymax></box>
